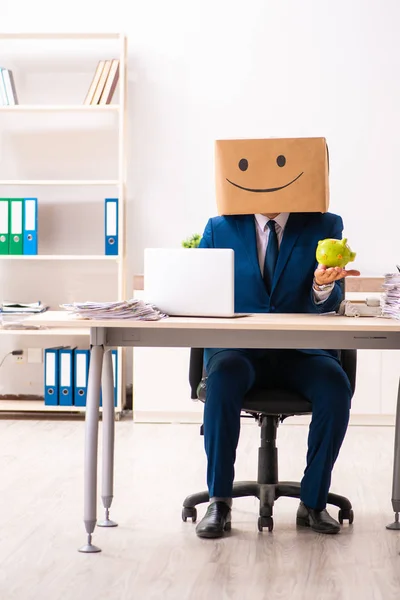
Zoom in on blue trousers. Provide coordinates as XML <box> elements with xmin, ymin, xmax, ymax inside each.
<box><xmin>204</xmin><ymin>349</ymin><xmax>352</xmax><ymax>510</ymax></box>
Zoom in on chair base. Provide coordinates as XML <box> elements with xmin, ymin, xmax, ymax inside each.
<box><xmin>183</xmin><ymin>481</ymin><xmax>353</xmax><ymax>527</ymax></box>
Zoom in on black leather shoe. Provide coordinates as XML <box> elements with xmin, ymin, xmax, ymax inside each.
<box><xmin>296</xmin><ymin>501</ymin><xmax>341</xmax><ymax>534</ymax></box>
<box><xmin>196</xmin><ymin>501</ymin><xmax>232</xmax><ymax>539</ymax></box>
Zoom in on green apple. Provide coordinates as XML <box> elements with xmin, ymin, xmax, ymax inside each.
<box><xmin>316</xmin><ymin>238</ymin><xmax>356</xmax><ymax>268</ymax></box>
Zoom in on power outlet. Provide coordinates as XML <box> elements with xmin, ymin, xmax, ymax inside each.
<box><xmin>14</xmin><ymin>352</ymin><xmax>25</xmax><ymax>364</ymax></box>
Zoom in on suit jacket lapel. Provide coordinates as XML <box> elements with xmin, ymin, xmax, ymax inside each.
<box><xmin>235</xmin><ymin>215</ymin><xmax>268</xmax><ymax>297</ymax></box>
<box><xmin>272</xmin><ymin>213</ymin><xmax>311</xmax><ymax>292</ymax></box>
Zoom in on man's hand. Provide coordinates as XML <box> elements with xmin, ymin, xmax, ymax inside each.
<box><xmin>314</xmin><ymin>264</ymin><xmax>361</xmax><ymax>286</ymax></box>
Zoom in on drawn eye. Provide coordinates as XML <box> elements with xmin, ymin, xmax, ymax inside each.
<box><xmin>276</xmin><ymin>155</ymin><xmax>286</xmax><ymax>167</ymax></box>
<box><xmin>238</xmin><ymin>158</ymin><xmax>248</xmax><ymax>171</ymax></box>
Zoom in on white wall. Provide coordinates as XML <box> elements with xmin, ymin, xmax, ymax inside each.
<box><xmin>1</xmin><ymin>1</ymin><xmax>400</xmax><ymax>396</ymax></box>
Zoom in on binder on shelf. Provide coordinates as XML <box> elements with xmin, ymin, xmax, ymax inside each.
<box><xmin>91</xmin><ymin>60</ymin><xmax>112</xmax><ymax>105</ymax></box>
<box><xmin>59</xmin><ymin>347</ymin><xmax>76</xmax><ymax>406</ymax></box>
<box><xmin>0</xmin><ymin>198</ymin><xmax>9</xmax><ymax>254</ymax></box>
<box><xmin>23</xmin><ymin>198</ymin><xmax>38</xmax><ymax>255</ymax></box>
<box><xmin>99</xmin><ymin>59</ymin><xmax>120</xmax><ymax>105</ymax></box>
<box><xmin>84</xmin><ymin>60</ymin><xmax>106</xmax><ymax>105</ymax></box>
<box><xmin>0</xmin><ymin>70</ymin><xmax>8</xmax><ymax>105</ymax></box>
<box><xmin>44</xmin><ymin>346</ymin><xmax>64</xmax><ymax>406</ymax></box>
<box><xmin>1</xmin><ymin>69</ymin><xmax>18</xmax><ymax>105</ymax></box>
<box><xmin>100</xmin><ymin>349</ymin><xmax>118</xmax><ymax>408</ymax></box>
<box><xmin>105</xmin><ymin>198</ymin><xmax>118</xmax><ymax>255</ymax></box>
<box><xmin>9</xmin><ymin>198</ymin><xmax>23</xmax><ymax>255</ymax></box>
<box><xmin>74</xmin><ymin>349</ymin><xmax>90</xmax><ymax>407</ymax></box>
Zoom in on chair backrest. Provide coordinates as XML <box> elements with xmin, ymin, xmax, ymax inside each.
<box><xmin>189</xmin><ymin>348</ymin><xmax>204</xmax><ymax>399</ymax></box>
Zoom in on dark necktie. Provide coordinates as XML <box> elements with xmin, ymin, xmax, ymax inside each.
<box><xmin>263</xmin><ymin>220</ymin><xmax>279</xmax><ymax>294</ymax></box>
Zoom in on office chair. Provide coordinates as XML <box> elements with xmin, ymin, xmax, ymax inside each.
<box><xmin>182</xmin><ymin>346</ymin><xmax>356</xmax><ymax>532</ymax></box>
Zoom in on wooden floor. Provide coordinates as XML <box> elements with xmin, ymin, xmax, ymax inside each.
<box><xmin>0</xmin><ymin>419</ymin><xmax>400</xmax><ymax>600</ymax></box>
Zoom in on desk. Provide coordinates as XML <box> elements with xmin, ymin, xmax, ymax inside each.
<box><xmin>26</xmin><ymin>311</ymin><xmax>400</xmax><ymax>551</ymax></box>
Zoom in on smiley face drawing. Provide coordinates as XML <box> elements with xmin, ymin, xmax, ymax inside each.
<box><xmin>215</xmin><ymin>137</ymin><xmax>329</xmax><ymax>215</ymax></box>
<box><xmin>226</xmin><ymin>154</ymin><xmax>304</xmax><ymax>193</ymax></box>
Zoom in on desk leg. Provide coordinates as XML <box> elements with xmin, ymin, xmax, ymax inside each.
<box><xmin>98</xmin><ymin>349</ymin><xmax>118</xmax><ymax>528</ymax></box>
<box><xmin>79</xmin><ymin>344</ymin><xmax>104</xmax><ymax>553</ymax></box>
<box><xmin>387</xmin><ymin>377</ymin><xmax>400</xmax><ymax>530</ymax></box>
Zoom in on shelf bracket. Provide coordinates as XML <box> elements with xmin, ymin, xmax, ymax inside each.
<box><xmin>90</xmin><ymin>327</ymin><xmax>107</xmax><ymax>347</ymax></box>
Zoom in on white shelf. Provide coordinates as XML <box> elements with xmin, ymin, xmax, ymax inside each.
<box><xmin>0</xmin><ymin>31</ymin><xmax>127</xmax><ymax>414</ymax></box>
<box><xmin>0</xmin><ymin>400</ymin><xmax>122</xmax><ymax>416</ymax></box>
<box><xmin>0</xmin><ymin>105</ymin><xmax>120</xmax><ymax>112</ymax></box>
<box><xmin>0</xmin><ymin>400</ymin><xmax>87</xmax><ymax>413</ymax></box>
<box><xmin>0</xmin><ymin>180</ymin><xmax>119</xmax><ymax>186</ymax></box>
<box><xmin>0</xmin><ymin>328</ymin><xmax>90</xmax><ymax>336</ymax></box>
<box><xmin>0</xmin><ymin>33</ymin><xmax>122</xmax><ymax>40</ymax></box>
<box><xmin>0</xmin><ymin>255</ymin><xmax>118</xmax><ymax>261</ymax></box>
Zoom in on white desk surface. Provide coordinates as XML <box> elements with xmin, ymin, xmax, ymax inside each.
<box><xmin>23</xmin><ymin>311</ymin><xmax>400</xmax><ymax>333</ymax></box>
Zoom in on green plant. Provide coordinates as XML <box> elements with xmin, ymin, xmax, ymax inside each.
<box><xmin>182</xmin><ymin>233</ymin><xmax>202</xmax><ymax>248</ymax></box>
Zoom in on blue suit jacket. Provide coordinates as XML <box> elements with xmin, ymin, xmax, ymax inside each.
<box><xmin>199</xmin><ymin>212</ymin><xmax>344</xmax><ymax>364</ymax></box>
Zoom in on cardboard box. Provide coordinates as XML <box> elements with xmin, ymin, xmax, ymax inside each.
<box><xmin>215</xmin><ymin>137</ymin><xmax>329</xmax><ymax>215</ymax></box>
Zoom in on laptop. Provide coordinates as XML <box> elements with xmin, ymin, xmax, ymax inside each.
<box><xmin>144</xmin><ymin>248</ymin><xmax>238</xmax><ymax>317</ymax></box>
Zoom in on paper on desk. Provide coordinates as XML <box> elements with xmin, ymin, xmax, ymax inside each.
<box><xmin>1</xmin><ymin>301</ymin><xmax>48</xmax><ymax>314</ymax></box>
<box><xmin>60</xmin><ymin>299</ymin><xmax>167</xmax><ymax>321</ymax></box>
<box><xmin>381</xmin><ymin>273</ymin><xmax>400</xmax><ymax>320</ymax></box>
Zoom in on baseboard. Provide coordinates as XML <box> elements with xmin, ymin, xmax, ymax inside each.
<box><xmin>133</xmin><ymin>411</ymin><xmax>396</xmax><ymax>427</ymax></box>
<box><xmin>349</xmin><ymin>413</ymin><xmax>395</xmax><ymax>426</ymax></box>
<box><xmin>292</xmin><ymin>414</ymin><xmax>395</xmax><ymax>427</ymax></box>
<box><xmin>0</xmin><ymin>394</ymin><xmax>44</xmax><ymax>401</ymax></box>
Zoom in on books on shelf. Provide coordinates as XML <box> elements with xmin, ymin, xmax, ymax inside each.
<box><xmin>91</xmin><ymin>60</ymin><xmax>111</xmax><ymax>105</ymax></box>
<box><xmin>84</xmin><ymin>59</ymin><xmax>120</xmax><ymax>106</ymax></box>
<box><xmin>0</xmin><ymin>60</ymin><xmax>119</xmax><ymax>106</ymax></box>
<box><xmin>100</xmin><ymin>59</ymin><xmax>120</xmax><ymax>105</ymax></box>
<box><xmin>84</xmin><ymin>60</ymin><xmax>105</xmax><ymax>105</ymax></box>
<box><xmin>0</xmin><ymin>68</ymin><xmax>18</xmax><ymax>105</ymax></box>
<box><xmin>0</xmin><ymin>198</ymin><xmax>38</xmax><ymax>255</ymax></box>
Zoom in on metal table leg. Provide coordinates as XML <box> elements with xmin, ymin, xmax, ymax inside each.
<box><xmin>79</xmin><ymin>344</ymin><xmax>104</xmax><ymax>553</ymax></box>
<box><xmin>98</xmin><ymin>349</ymin><xmax>118</xmax><ymax>528</ymax></box>
<box><xmin>387</xmin><ymin>377</ymin><xmax>400</xmax><ymax>531</ymax></box>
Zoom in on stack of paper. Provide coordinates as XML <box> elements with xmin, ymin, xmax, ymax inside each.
<box><xmin>381</xmin><ymin>274</ymin><xmax>400</xmax><ymax>319</ymax></box>
<box><xmin>1</xmin><ymin>301</ymin><xmax>48</xmax><ymax>314</ymax></box>
<box><xmin>60</xmin><ymin>299</ymin><xmax>167</xmax><ymax>321</ymax></box>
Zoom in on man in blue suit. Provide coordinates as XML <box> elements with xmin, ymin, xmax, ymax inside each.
<box><xmin>195</xmin><ymin>138</ymin><xmax>360</xmax><ymax>538</ymax></box>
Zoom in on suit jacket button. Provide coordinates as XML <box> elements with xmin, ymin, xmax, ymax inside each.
<box><xmin>270</xmin><ymin>306</ymin><xmax>275</xmax><ymax>312</ymax></box>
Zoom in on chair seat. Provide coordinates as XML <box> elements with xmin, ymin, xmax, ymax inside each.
<box><xmin>243</xmin><ymin>388</ymin><xmax>312</xmax><ymax>416</ymax></box>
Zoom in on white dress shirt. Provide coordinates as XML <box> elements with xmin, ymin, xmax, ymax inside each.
<box><xmin>254</xmin><ymin>213</ymin><xmax>334</xmax><ymax>304</ymax></box>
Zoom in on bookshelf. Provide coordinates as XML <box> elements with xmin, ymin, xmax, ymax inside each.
<box><xmin>0</xmin><ymin>180</ymin><xmax>120</xmax><ymax>185</ymax></box>
<box><xmin>0</xmin><ymin>105</ymin><xmax>120</xmax><ymax>112</ymax></box>
<box><xmin>0</xmin><ymin>255</ymin><xmax>119</xmax><ymax>260</ymax></box>
<box><xmin>0</xmin><ymin>33</ymin><xmax>122</xmax><ymax>40</ymax></box>
<box><xmin>0</xmin><ymin>328</ymin><xmax>90</xmax><ymax>336</ymax></box>
<box><xmin>0</xmin><ymin>32</ymin><xmax>128</xmax><ymax>416</ymax></box>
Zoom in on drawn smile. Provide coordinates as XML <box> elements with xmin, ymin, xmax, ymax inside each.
<box><xmin>226</xmin><ymin>172</ymin><xmax>304</xmax><ymax>193</ymax></box>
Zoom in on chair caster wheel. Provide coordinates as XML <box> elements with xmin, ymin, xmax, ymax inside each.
<box><xmin>182</xmin><ymin>507</ymin><xmax>197</xmax><ymax>523</ymax></box>
<box><xmin>258</xmin><ymin>516</ymin><xmax>273</xmax><ymax>532</ymax></box>
<box><xmin>338</xmin><ymin>509</ymin><xmax>354</xmax><ymax>525</ymax></box>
